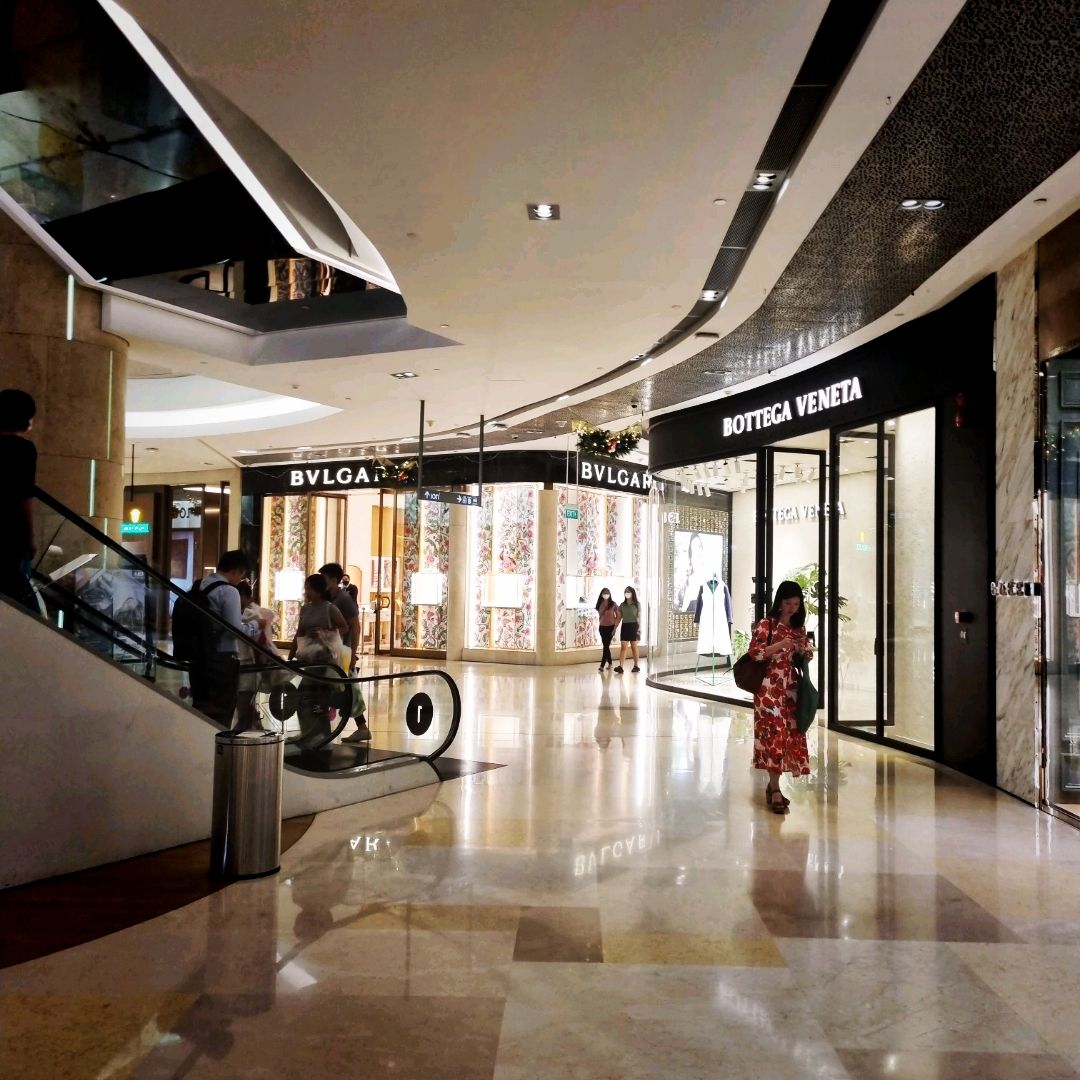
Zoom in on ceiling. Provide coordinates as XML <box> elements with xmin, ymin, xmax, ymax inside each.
<box><xmin>83</xmin><ymin>0</ymin><xmax>1080</xmax><ymax>476</ymax></box>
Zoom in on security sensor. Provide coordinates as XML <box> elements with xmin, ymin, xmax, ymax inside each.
<box><xmin>630</xmin><ymin>400</ymin><xmax>640</xmax><ymax>409</ymax></box>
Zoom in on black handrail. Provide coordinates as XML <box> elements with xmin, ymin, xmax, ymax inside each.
<box><xmin>31</xmin><ymin>486</ymin><xmax>463</xmax><ymax>762</ymax></box>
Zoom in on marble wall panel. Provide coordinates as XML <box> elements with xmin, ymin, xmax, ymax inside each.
<box><xmin>995</xmin><ymin>247</ymin><xmax>1040</xmax><ymax>805</ymax></box>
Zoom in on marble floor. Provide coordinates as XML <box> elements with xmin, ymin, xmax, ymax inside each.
<box><xmin>5</xmin><ymin>660</ymin><xmax>1080</xmax><ymax>1079</ymax></box>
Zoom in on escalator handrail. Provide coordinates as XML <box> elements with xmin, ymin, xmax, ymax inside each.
<box><xmin>32</xmin><ymin>486</ymin><xmax>462</xmax><ymax>760</ymax></box>
<box><xmin>35</xmin><ymin>485</ymin><xmax>375</xmax><ymax>689</ymax></box>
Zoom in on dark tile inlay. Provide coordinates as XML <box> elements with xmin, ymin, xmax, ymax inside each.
<box><xmin>836</xmin><ymin>1049</ymin><xmax>1079</xmax><ymax>1080</ymax></box>
<box><xmin>750</xmin><ymin>871</ymin><xmax>1021</xmax><ymax>943</ymax></box>
<box><xmin>432</xmin><ymin>757</ymin><xmax>506</xmax><ymax>781</ymax></box>
<box><xmin>513</xmin><ymin>906</ymin><xmax>603</xmax><ymax>963</ymax></box>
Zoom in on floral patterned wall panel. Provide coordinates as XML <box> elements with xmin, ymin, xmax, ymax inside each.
<box><xmin>397</xmin><ymin>495</ymin><xmax>450</xmax><ymax>650</ymax></box>
<box><xmin>468</xmin><ymin>484</ymin><xmax>537</xmax><ymax>650</ymax></box>
<box><xmin>267</xmin><ymin>493</ymin><xmax>310</xmax><ymax>639</ymax></box>
<box><xmin>555</xmin><ymin>487</ymin><xmax>647</xmax><ymax>650</ymax></box>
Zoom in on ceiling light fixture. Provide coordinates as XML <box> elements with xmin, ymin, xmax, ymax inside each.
<box><xmin>702</xmin><ymin>289</ymin><xmax>720</xmax><ymax>302</ymax></box>
<box><xmin>235</xmin><ymin>449</ymin><xmax>257</xmax><ymax>455</ymax></box>
<box><xmin>558</xmin><ymin>394</ymin><xmax>569</xmax><ymax>400</ymax></box>
<box><xmin>712</xmin><ymin>197</ymin><xmax>727</xmax><ymax>206</ymax></box>
<box><xmin>756</xmin><ymin>173</ymin><xmax>776</xmax><ymax>183</ymax></box>
<box><xmin>527</xmin><ymin>203</ymin><xmax>560</xmax><ymax>221</ymax></box>
<box><xmin>490</xmin><ymin>422</ymin><xmax>508</xmax><ymax>429</ymax></box>
<box><xmin>752</xmin><ymin>182</ymin><xmax>771</xmax><ymax>191</ymax></box>
<box><xmin>900</xmin><ymin>198</ymin><xmax>945</xmax><ymax>210</ymax></box>
<box><xmin>922</xmin><ymin>199</ymin><xmax>945</xmax><ymax>210</ymax></box>
<box><xmin>391</xmin><ymin>371</ymin><xmax>418</xmax><ymax>379</ymax></box>
<box><xmin>145</xmin><ymin>446</ymin><xmax>159</xmax><ymax>453</ymax></box>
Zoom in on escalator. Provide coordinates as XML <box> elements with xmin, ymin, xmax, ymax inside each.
<box><xmin>20</xmin><ymin>486</ymin><xmax>462</xmax><ymax>783</ymax></box>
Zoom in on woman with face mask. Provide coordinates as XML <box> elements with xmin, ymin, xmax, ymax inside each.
<box><xmin>595</xmin><ymin>588</ymin><xmax>620</xmax><ymax>673</ymax></box>
<box><xmin>614</xmin><ymin>586</ymin><xmax>642</xmax><ymax>674</ymax></box>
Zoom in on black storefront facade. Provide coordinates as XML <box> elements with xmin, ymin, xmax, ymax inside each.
<box><xmin>647</xmin><ymin>282</ymin><xmax>996</xmax><ymax>784</ymax></box>
<box><xmin>240</xmin><ymin>451</ymin><xmax>655</xmax><ymax>664</ymax></box>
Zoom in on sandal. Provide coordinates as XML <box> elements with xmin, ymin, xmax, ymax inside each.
<box><xmin>768</xmin><ymin>789</ymin><xmax>788</xmax><ymax>814</ymax></box>
<box><xmin>765</xmin><ymin>782</ymin><xmax>790</xmax><ymax>808</ymax></box>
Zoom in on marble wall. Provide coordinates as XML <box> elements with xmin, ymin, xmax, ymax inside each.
<box><xmin>995</xmin><ymin>247</ymin><xmax>1040</xmax><ymax>805</ymax></box>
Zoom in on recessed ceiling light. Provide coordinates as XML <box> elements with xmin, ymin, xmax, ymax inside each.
<box><xmin>527</xmin><ymin>202</ymin><xmax>560</xmax><ymax>221</ymax></box>
<box><xmin>145</xmin><ymin>446</ymin><xmax>159</xmax><ymax>453</ymax></box>
<box><xmin>756</xmin><ymin>173</ymin><xmax>776</xmax><ymax>183</ymax></box>
<box><xmin>558</xmin><ymin>394</ymin><xmax>569</xmax><ymax>400</ymax></box>
<box><xmin>694</xmin><ymin>331</ymin><xmax>720</xmax><ymax>340</ymax></box>
<box><xmin>525</xmin><ymin>428</ymin><xmax>543</xmax><ymax>434</ymax></box>
<box><xmin>752</xmin><ymin>183</ymin><xmax>771</xmax><ymax>191</ymax></box>
<box><xmin>296</xmin><ymin>446</ymin><xmax>313</xmax><ymax>451</ymax></box>
<box><xmin>439</xmin><ymin>323</ymin><xmax>450</xmax><ymax>328</ymax></box>
<box><xmin>456</xmin><ymin>431</ymin><xmax>469</xmax><ymax>437</ymax></box>
<box><xmin>702</xmin><ymin>289</ymin><xmax>720</xmax><ymax>302</ymax></box>
<box><xmin>202</xmin><ymin>461</ymin><xmax>215</xmax><ymax>466</ymax></box>
<box><xmin>1033</xmin><ymin>197</ymin><xmax>1048</xmax><ymax>204</ymax></box>
<box><xmin>712</xmin><ymin>197</ymin><xmax>727</xmax><ymax>206</ymax></box>
<box><xmin>922</xmin><ymin>199</ymin><xmax>945</xmax><ymax>210</ymax></box>
<box><xmin>236</xmin><ymin>449</ymin><xmax>257</xmax><ymax>455</ymax></box>
<box><xmin>490</xmin><ymin>421</ymin><xmax>508</xmax><ymax>430</ymax></box>
<box><xmin>391</xmin><ymin>371</ymin><xmax>418</xmax><ymax>379</ymax></box>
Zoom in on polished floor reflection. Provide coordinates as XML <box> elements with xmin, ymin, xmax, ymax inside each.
<box><xmin>4</xmin><ymin>661</ymin><xmax>1080</xmax><ymax>1078</ymax></box>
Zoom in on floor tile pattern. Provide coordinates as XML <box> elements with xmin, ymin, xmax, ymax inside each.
<box><xmin>4</xmin><ymin>660</ymin><xmax>1080</xmax><ymax>1078</ymax></box>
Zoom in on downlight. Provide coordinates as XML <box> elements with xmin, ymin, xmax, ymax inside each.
<box><xmin>390</xmin><ymin>371</ymin><xmax>418</xmax><ymax>379</ymax></box>
<box><xmin>701</xmin><ymin>289</ymin><xmax>720</xmax><ymax>302</ymax></box>
<box><xmin>527</xmin><ymin>203</ymin><xmax>561</xmax><ymax>221</ymax></box>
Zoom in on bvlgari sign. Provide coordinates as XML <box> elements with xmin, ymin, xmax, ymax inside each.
<box><xmin>287</xmin><ymin>462</ymin><xmax>385</xmax><ymax>489</ymax></box>
<box><xmin>578</xmin><ymin>456</ymin><xmax>653</xmax><ymax>494</ymax></box>
<box><xmin>721</xmin><ymin>377</ymin><xmax>864</xmax><ymax>437</ymax></box>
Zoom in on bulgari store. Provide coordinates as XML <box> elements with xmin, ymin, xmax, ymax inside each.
<box><xmin>240</xmin><ymin>451</ymin><xmax>654</xmax><ymax>665</ymax></box>
<box><xmin>644</xmin><ymin>283</ymin><xmax>998</xmax><ymax>784</ymax></box>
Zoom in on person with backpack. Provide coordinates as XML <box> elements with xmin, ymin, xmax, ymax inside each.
<box><xmin>175</xmin><ymin>549</ymin><xmax>254</xmax><ymax>727</ymax></box>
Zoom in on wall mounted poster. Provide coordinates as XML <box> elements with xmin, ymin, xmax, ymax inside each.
<box><xmin>672</xmin><ymin>529</ymin><xmax>727</xmax><ymax>612</ymax></box>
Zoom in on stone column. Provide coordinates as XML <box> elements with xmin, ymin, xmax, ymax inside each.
<box><xmin>994</xmin><ymin>246</ymin><xmax>1040</xmax><ymax>805</ymax></box>
<box><xmin>535</xmin><ymin>488</ymin><xmax>558</xmax><ymax>664</ymax></box>
<box><xmin>0</xmin><ymin>213</ymin><xmax>128</xmax><ymax>534</ymax></box>
<box><xmin>445</xmin><ymin>504</ymin><xmax>468</xmax><ymax>660</ymax></box>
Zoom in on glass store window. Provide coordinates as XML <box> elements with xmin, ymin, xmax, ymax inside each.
<box><xmin>392</xmin><ymin>492</ymin><xmax>450</xmax><ymax>653</ymax></box>
<box><xmin>467</xmin><ymin>484</ymin><xmax>539</xmax><ymax>650</ymax></box>
<box><xmin>555</xmin><ymin>485</ymin><xmax>649</xmax><ymax>651</ymax></box>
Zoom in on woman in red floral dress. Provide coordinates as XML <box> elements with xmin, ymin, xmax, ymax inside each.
<box><xmin>749</xmin><ymin>580</ymin><xmax>813</xmax><ymax>813</ymax></box>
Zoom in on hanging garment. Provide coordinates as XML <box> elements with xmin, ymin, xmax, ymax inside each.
<box><xmin>695</xmin><ymin>577</ymin><xmax>732</xmax><ymax>655</ymax></box>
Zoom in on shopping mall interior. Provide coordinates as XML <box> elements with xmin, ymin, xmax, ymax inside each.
<box><xmin>2</xmin><ymin>0</ymin><xmax>1080</xmax><ymax>1076</ymax></box>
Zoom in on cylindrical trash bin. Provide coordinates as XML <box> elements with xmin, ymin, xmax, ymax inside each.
<box><xmin>211</xmin><ymin>730</ymin><xmax>285</xmax><ymax>879</ymax></box>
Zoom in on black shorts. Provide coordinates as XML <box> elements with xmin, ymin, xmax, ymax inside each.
<box><xmin>621</xmin><ymin>622</ymin><xmax>639</xmax><ymax>642</ymax></box>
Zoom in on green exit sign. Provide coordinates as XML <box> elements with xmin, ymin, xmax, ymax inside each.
<box><xmin>120</xmin><ymin>521</ymin><xmax>151</xmax><ymax>536</ymax></box>
<box><xmin>564</xmin><ymin>507</ymin><xmax>579</xmax><ymax>520</ymax></box>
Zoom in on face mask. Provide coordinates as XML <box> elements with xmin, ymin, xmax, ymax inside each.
<box><xmin>601</xmin><ymin>592</ymin><xmax>609</xmax><ymax>599</ymax></box>
<box><xmin>625</xmin><ymin>594</ymin><xmax>632</xmax><ymax>601</ymax></box>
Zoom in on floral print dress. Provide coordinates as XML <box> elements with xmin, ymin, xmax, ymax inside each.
<box><xmin>750</xmin><ymin>618</ymin><xmax>811</xmax><ymax>776</ymax></box>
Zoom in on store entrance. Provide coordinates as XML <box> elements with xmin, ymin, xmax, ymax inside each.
<box><xmin>758</xmin><ymin>445</ymin><xmax>828</xmax><ymax>704</ymax></box>
<box><xmin>829</xmin><ymin>407</ymin><xmax>936</xmax><ymax>750</ymax></box>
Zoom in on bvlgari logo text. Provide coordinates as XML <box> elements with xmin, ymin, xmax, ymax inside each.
<box><xmin>289</xmin><ymin>464</ymin><xmax>381</xmax><ymax>488</ymax></box>
<box><xmin>579</xmin><ymin>459</ymin><xmax>652</xmax><ymax>491</ymax></box>
<box><xmin>721</xmin><ymin>376</ymin><xmax>864</xmax><ymax>437</ymax></box>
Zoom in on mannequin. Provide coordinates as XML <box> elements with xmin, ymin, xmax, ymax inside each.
<box><xmin>694</xmin><ymin>576</ymin><xmax>733</xmax><ymax>657</ymax></box>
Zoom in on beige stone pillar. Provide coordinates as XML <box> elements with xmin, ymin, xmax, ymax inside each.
<box><xmin>535</xmin><ymin>488</ymin><xmax>558</xmax><ymax>664</ymax></box>
<box><xmin>445</xmin><ymin>504</ymin><xmax>468</xmax><ymax>660</ymax></box>
<box><xmin>0</xmin><ymin>213</ymin><xmax>128</xmax><ymax>535</ymax></box>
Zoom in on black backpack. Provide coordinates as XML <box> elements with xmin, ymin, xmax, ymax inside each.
<box><xmin>172</xmin><ymin>579</ymin><xmax>229</xmax><ymax>662</ymax></box>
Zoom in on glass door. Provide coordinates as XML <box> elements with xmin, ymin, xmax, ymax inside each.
<box><xmin>1044</xmin><ymin>357</ymin><xmax>1080</xmax><ymax>817</ymax></box>
<box><xmin>830</xmin><ymin>408</ymin><xmax>935</xmax><ymax>748</ymax></box>
<box><xmin>760</xmin><ymin>446</ymin><xmax>827</xmax><ymax>703</ymax></box>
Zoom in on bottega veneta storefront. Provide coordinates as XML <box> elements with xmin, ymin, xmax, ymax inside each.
<box><xmin>240</xmin><ymin>450</ymin><xmax>655</xmax><ymax>664</ymax></box>
<box><xmin>645</xmin><ymin>282</ymin><xmax>997</xmax><ymax>783</ymax></box>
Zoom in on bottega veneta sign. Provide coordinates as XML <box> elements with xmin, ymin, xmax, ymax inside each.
<box><xmin>721</xmin><ymin>377</ymin><xmax>864</xmax><ymax>437</ymax></box>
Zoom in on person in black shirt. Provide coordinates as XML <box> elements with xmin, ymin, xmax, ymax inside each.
<box><xmin>0</xmin><ymin>389</ymin><xmax>38</xmax><ymax>611</ymax></box>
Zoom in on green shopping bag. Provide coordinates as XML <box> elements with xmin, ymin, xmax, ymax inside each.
<box><xmin>795</xmin><ymin>654</ymin><xmax>819</xmax><ymax>734</ymax></box>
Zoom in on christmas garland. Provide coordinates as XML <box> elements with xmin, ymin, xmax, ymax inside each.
<box><xmin>572</xmin><ymin>420</ymin><xmax>642</xmax><ymax>459</ymax></box>
<box><xmin>373</xmin><ymin>454</ymin><xmax>417</xmax><ymax>486</ymax></box>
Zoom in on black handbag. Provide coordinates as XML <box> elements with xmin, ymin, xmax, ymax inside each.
<box><xmin>732</xmin><ymin>621</ymin><xmax>772</xmax><ymax>694</ymax></box>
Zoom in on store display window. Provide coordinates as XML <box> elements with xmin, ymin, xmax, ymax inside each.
<box><xmin>555</xmin><ymin>485</ymin><xmax>648</xmax><ymax>650</ymax></box>
<box><xmin>395</xmin><ymin>493</ymin><xmax>450</xmax><ymax>651</ymax></box>
<box><xmin>467</xmin><ymin>484</ymin><xmax>538</xmax><ymax>650</ymax></box>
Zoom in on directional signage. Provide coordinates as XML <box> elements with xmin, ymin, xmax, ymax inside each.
<box><xmin>119</xmin><ymin>521</ymin><xmax>151</xmax><ymax>535</ymax></box>
<box><xmin>564</xmin><ymin>507</ymin><xmax>579</xmax><ymax>520</ymax></box>
<box><xmin>419</xmin><ymin>488</ymin><xmax>482</xmax><ymax>507</ymax></box>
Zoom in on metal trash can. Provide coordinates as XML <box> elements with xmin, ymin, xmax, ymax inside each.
<box><xmin>211</xmin><ymin>730</ymin><xmax>285</xmax><ymax>879</ymax></box>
